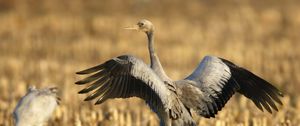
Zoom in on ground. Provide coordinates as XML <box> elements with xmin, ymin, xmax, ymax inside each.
<box><xmin>0</xmin><ymin>0</ymin><xmax>299</xmax><ymax>125</ymax></box>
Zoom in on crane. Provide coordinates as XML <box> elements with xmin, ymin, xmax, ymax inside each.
<box><xmin>75</xmin><ymin>19</ymin><xmax>283</xmax><ymax>126</ymax></box>
<box><xmin>13</xmin><ymin>86</ymin><xmax>59</xmax><ymax>126</ymax></box>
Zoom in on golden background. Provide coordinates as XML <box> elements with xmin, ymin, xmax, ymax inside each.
<box><xmin>0</xmin><ymin>0</ymin><xmax>299</xmax><ymax>125</ymax></box>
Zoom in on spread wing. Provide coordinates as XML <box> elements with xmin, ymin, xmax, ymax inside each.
<box><xmin>75</xmin><ymin>55</ymin><xmax>182</xmax><ymax>119</ymax></box>
<box><xmin>180</xmin><ymin>56</ymin><xmax>283</xmax><ymax>118</ymax></box>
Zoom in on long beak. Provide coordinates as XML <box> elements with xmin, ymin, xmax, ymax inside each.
<box><xmin>124</xmin><ymin>25</ymin><xmax>139</xmax><ymax>30</ymax></box>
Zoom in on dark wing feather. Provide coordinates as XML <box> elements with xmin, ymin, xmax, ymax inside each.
<box><xmin>221</xmin><ymin>58</ymin><xmax>283</xmax><ymax>111</ymax></box>
<box><xmin>75</xmin><ymin>55</ymin><xmax>182</xmax><ymax>119</ymax></box>
<box><xmin>178</xmin><ymin>56</ymin><xmax>283</xmax><ymax>118</ymax></box>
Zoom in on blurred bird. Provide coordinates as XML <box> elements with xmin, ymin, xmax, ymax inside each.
<box><xmin>75</xmin><ymin>19</ymin><xmax>283</xmax><ymax>126</ymax></box>
<box><xmin>13</xmin><ymin>86</ymin><xmax>60</xmax><ymax>126</ymax></box>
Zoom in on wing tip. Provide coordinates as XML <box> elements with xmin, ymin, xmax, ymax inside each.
<box><xmin>76</xmin><ymin>64</ymin><xmax>105</xmax><ymax>75</ymax></box>
<box><xmin>75</xmin><ymin>80</ymin><xmax>87</xmax><ymax>85</ymax></box>
<box><xmin>265</xmin><ymin>108</ymin><xmax>273</xmax><ymax>114</ymax></box>
<box><xmin>84</xmin><ymin>96</ymin><xmax>93</xmax><ymax>101</ymax></box>
<box><xmin>76</xmin><ymin>71</ymin><xmax>88</xmax><ymax>75</ymax></box>
<box><xmin>222</xmin><ymin>58</ymin><xmax>285</xmax><ymax>113</ymax></box>
<box><xmin>95</xmin><ymin>101</ymin><xmax>102</xmax><ymax>105</ymax></box>
<box><xmin>95</xmin><ymin>98</ymin><xmax>106</xmax><ymax>105</ymax></box>
<box><xmin>276</xmin><ymin>94</ymin><xmax>284</xmax><ymax>105</ymax></box>
<box><xmin>78</xmin><ymin>89</ymin><xmax>88</xmax><ymax>94</ymax></box>
<box><xmin>278</xmin><ymin>100</ymin><xmax>283</xmax><ymax>105</ymax></box>
<box><xmin>273</xmin><ymin>106</ymin><xmax>279</xmax><ymax>112</ymax></box>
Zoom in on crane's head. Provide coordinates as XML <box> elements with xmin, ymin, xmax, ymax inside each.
<box><xmin>125</xmin><ymin>19</ymin><xmax>154</xmax><ymax>34</ymax></box>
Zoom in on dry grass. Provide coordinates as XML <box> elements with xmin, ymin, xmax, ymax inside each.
<box><xmin>0</xmin><ymin>0</ymin><xmax>300</xmax><ymax>126</ymax></box>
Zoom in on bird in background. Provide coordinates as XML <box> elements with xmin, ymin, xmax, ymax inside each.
<box><xmin>13</xmin><ymin>86</ymin><xmax>60</xmax><ymax>126</ymax></box>
<box><xmin>75</xmin><ymin>19</ymin><xmax>283</xmax><ymax>126</ymax></box>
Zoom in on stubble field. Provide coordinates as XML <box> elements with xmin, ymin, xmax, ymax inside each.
<box><xmin>0</xmin><ymin>0</ymin><xmax>300</xmax><ymax>126</ymax></box>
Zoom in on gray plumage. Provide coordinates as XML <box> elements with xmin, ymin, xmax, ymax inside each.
<box><xmin>13</xmin><ymin>86</ymin><xmax>59</xmax><ymax>126</ymax></box>
<box><xmin>75</xmin><ymin>19</ymin><xmax>283</xmax><ymax>126</ymax></box>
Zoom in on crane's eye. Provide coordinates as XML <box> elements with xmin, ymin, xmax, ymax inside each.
<box><xmin>138</xmin><ymin>22</ymin><xmax>144</xmax><ymax>27</ymax></box>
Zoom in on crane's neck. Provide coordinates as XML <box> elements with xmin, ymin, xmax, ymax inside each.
<box><xmin>147</xmin><ymin>31</ymin><xmax>156</xmax><ymax>66</ymax></box>
<box><xmin>146</xmin><ymin>31</ymin><xmax>170</xmax><ymax>81</ymax></box>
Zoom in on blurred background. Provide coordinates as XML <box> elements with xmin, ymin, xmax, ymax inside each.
<box><xmin>0</xmin><ymin>0</ymin><xmax>299</xmax><ymax>125</ymax></box>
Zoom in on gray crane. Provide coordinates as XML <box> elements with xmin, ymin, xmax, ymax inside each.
<box><xmin>75</xmin><ymin>19</ymin><xmax>283</xmax><ymax>126</ymax></box>
<box><xmin>13</xmin><ymin>86</ymin><xmax>60</xmax><ymax>126</ymax></box>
